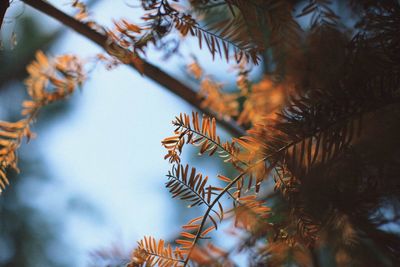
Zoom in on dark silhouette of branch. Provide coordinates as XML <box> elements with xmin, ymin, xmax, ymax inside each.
<box><xmin>0</xmin><ymin>0</ymin><xmax>9</xmax><ymax>30</ymax></box>
<box><xmin>21</xmin><ymin>0</ymin><xmax>246</xmax><ymax>137</ymax></box>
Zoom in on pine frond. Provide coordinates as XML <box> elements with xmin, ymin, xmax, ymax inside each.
<box><xmin>237</xmin><ymin>76</ymin><xmax>286</xmax><ymax>126</ymax></box>
<box><xmin>273</xmin><ymin>90</ymin><xmax>399</xmax><ymax>178</ymax></box>
<box><xmin>260</xmin><ymin>86</ymin><xmax>398</xmax><ymax>244</ymax></box>
<box><xmin>293</xmin><ymin>207</ymin><xmax>321</xmax><ymax>242</ymax></box>
<box><xmin>176</xmin><ymin>215</ymin><xmax>221</xmax><ymax>259</ymax></box>
<box><xmin>162</xmin><ymin>112</ymin><xmax>242</xmax><ymax>167</ymax></box>
<box><xmin>297</xmin><ymin>0</ymin><xmax>340</xmax><ymax>29</ymax></box>
<box><xmin>25</xmin><ymin>51</ymin><xmax>85</xmax><ymax>104</ymax></box>
<box><xmin>176</xmin><ymin>217</ymin><xmax>203</xmax><ymax>257</ymax></box>
<box><xmin>106</xmin><ymin>20</ymin><xmax>145</xmax><ymax>72</ymax></box>
<box><xmin>233</xmin><ymin>79</ymin><xmax>399</xmax><ymax>194</ymax></box>
<box><xmin>231</xmin><ymin>193</ymin><xmax>271</xmax><ymax>231</ymax></box>
<box><xmin>262</xmin><ymin>239</ymin><xmax>313</xmax><ymax>267</ymax></box>
<box><xmin>0</xmin><ymin>119</ymin><xmax>31</xmax><ymax>192</ymax></box>
<box><xmin>0</xmin><ymin>168</ymin><xmax>10</xmax><ymax>191</ymax></box>
<box><xmin>162</xmin><ymin>134</ymin><xmax>185</xmax><ymax>164</ymax></box>
<box><xmin>171</xmin><ymin>13</ymin><xmax>260</xmax><ymax>64</ymax></box>
<box><xmin>141</xmin><ymin>0</ymin><xmax>261</xmax><ymax>64</ymax></box>
<box><xmin>165</xmin><ymin>164</ymin><xmax>226</xmax><ymax>252</ymax></box>
<box><xmin>0</xmin><ymin>51</ymin><xmax>85</xmax><ymax>193</ymax></box>
<box><xmin>71</xmin><ymin>0</ymin><xmax>90</xmax><ymax>22</ymax></box>
<box><xmin>189</xmin><ymin>0</ymin><xmax>238</xmax><ymax>16</ymax></box>
<box><xmin>134</xmin><ymin>236</ymin><xmax>184</xmax><ymax>267</ymax></box>
<box><xmin>166</xmin><ymin>164</ymin><xmax>213</xmax><ymax>208</ymax></box>
<box><xmin>187</xmin><ymin>61</ymin><xmax>203</xmax><ymax>80</ymax></box>
<box><xmin>199</xmin><ymin>78</ymin><xmax>239</xmax><ymax>120</ymax></box>
<box><xmin>186</xmin><ymin>65</ymin><xmax>282</xmax><ymax>192</ymax></box>
<box><xmin>216</xmin><ymin>0</ymin><xmax>303</xmax><ymax>72</ymax></box>
<box><xmin>175</xmin><ymin>112</ymin><xmax>235</xmax><ymax>159</ymax></box>
<box><xmin>188</xmin><ymin>243</ymin><xmax>231</xmax><ymax>266</ymax></box>
<box><xmin>187</xmin><ymin>61</ymin><xmax>240</xmax><ymax>120</ymax></box>
<box><xmin>232</xmin><ymin>135</ymin><xmax>273</xmax><ymax>193</ymax></box>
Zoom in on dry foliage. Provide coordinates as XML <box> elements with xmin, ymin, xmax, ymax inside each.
<box><xmin>3</xmin><ymin>0</ymin><xmax>400</xmax><ymax>266</ymax></box>
<box><xmin>1</xmin><ymin>51</ymin><xmax>85</xmax><ymax>192</ymax></box>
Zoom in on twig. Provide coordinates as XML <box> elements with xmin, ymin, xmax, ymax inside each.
<box><xmin>20</xmin><ymin>0</ymin><xmax>246</xmax><ymax>137</ymax></box>
<box><xmin>182</xmin><ymin>156</ymin><xmax>268</xmax><ymax>266</ymax></box>
<box><xmin>183</xmin><ymin>170</ymin><xmax>247</xmax><ymax>266</ymax></box>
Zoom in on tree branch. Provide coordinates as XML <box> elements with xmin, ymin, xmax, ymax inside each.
<box><xmin>0</xmin><ymin>0</ymin><xmax>9</xmax><ymax>31</ymax></box>
<box><xmin>21</xmin><ymin>0</ymin><xmax>246</xmax><ymax>137</ymax></box>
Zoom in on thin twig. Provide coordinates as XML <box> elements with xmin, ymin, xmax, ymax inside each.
<box><xmin>20</xmin><ymin>0</ymin><xmax>246</xmax><ymax>137</ymax></box>
<box><xmin>183</xmin><ymin>170</ymin><xmax>247</xmax><ymax>266</ymax></box>
<box><xmin>182</xmin><ymin>156</ymin><xmax>267</xmax><ymax>266</ymax></box>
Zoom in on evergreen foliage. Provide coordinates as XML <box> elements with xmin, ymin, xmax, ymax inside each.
<box><xmin>1</xmin><ymin>0</ymin><xmax>399</xmax><ymax>266</ymax></box>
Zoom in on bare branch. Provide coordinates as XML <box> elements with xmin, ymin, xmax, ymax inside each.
<box><xmin>21</xmin><ymin>0</ymin><xmax>246</xmax><ymax>137</ymax></box>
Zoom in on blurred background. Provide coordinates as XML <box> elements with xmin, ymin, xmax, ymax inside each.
<box><xmin>0</xmin><ymin>1</ymin><xmax>247</xmax><ymax>266</ymax></box>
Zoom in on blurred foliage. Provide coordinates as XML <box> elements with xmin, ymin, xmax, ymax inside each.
<box><xmin>128</xmin><ymin>1</ymin><xmax>400</xmax><ymax>266</ymax></box>
<box><xmin>0</xmin><ymin>16</ymin><xmax>73</xmax><ymax>267</ymax></box>
<box><xmin>2</xmin><ymin>1</ymin><xmax>400</xmax><ymax>266</ymax></box>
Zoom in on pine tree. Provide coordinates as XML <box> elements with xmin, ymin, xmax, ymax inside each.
<box><xmin>1</xmin><ymin>0</ymin><xmax>399</xmax><ymax>266</ymax></box>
